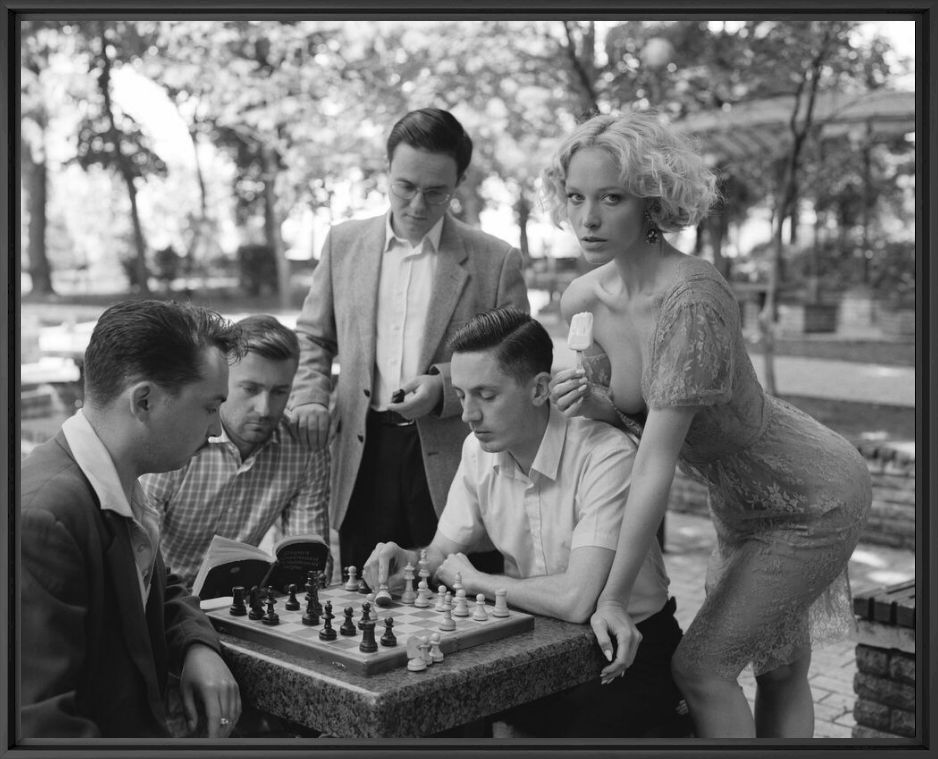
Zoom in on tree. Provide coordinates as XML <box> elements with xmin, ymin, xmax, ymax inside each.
<box><xmin>72</xmin><ymin>21</ymin><xmax>167</xmax><ymax>292</ymax></box>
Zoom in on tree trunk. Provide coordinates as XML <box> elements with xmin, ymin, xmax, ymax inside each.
<box><xmin>262</xmin><ymin>146</ymin><xmax>291</xmax><ymax>311</ymax></box>
<box><xmin>22</xmin><ymin>131</ymin><xmax>54</xmax><ymax>294</ymax></box>
<box><xmin>514</xmin><ymin>190</ymin><xmax>531</xmax><ymax>267</ymax></box>
<box><xmin>97</xmin><ymin>22</ymin><xmax>150</xmax><ymax>292</ymax></box>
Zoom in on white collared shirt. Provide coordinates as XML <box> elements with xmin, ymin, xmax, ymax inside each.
<box><xmin>372</xmin><ymin>213</ymin><xmax>444</xmax><ymax>410</ymax></box>
<box><xmin>61</xmin><ymin>410</ymin><xmax>161</xmax><ymax>606</ymax></box>
<box><xmin>437</xmin><ymin>406</ymin><xmax>670</xmax><ymax>623</ymax></box>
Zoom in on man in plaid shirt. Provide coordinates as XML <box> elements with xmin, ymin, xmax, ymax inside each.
<box><xmin>141</xmin><ymin>315</ymin><xmax>331</xmax><ymax>592</ymax></box>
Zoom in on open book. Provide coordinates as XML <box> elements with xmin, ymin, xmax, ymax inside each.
<box><xmin>192</xmin><ymin>533</ymin><xmax>331</xmax><ymax>600</ymax></box>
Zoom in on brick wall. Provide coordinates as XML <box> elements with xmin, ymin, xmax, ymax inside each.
<box><xmin>851</xmin><ymin>582</ymin><xmax>916</xmax><ymax>739</ymax></box>
<box><xmin>666</xmin><ymin>441</ymin><xmax>915</xmax><ymax>550</ymax></box>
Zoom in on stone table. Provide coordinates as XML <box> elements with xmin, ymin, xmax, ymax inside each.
<box><xmin>218</xmin><ymin>615</ymin><xmax>606</xmax><ymax>738</ymax></box>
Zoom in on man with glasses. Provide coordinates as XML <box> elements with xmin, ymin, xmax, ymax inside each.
<box><xmin>290</xmin><ymin>107</ymin><xmax>529</xmax><ymax>577</ymax></box>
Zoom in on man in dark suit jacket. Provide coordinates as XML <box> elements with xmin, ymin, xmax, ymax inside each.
<box><xmin>290</xmin><ymin>108</ymin><xmax>529</xmax><ymax>575</ymax></box>
<box><xmin>20</xmin><ymin>300</ymin><xmax>243</xmax><ymax>738</ymax></box>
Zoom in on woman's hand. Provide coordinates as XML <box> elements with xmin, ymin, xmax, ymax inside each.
<box><xmin>590</xmin><ymin>599</ymin><xmax>643</xmax><ymax>685</ymax></box>
<box><xmin>549</xmin><ymin>368</ymin><xmax>589</xmax><ymax>416</ymax></box>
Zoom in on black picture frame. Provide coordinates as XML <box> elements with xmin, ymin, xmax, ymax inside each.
<box><xmin>2</xmin><ymin>2</ymin><xmax>934</xmax><ymax>758</ymax></box>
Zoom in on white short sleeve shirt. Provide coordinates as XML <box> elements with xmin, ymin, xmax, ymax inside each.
<box><xmin>437</xmin><ymin>406</ymin><xmax>670</xmax><ymax>623</ymax></box>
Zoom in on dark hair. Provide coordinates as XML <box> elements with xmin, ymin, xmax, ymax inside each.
<box><xmin>236</xmin><ymin>314</ymin><xmax>299</xmax><ymax>362</ymax></box>
<box><xmin>83</xmin><ymin>300</ymin><xmax>243</xmax><ymax>407</ymax></box>
<box><xmin>449</xmin><ymin>307</ymin><xmax>552</xmax><ymax>383</ymax></box>
<box><xmin>386</xmin><ymin>107</ymin><xmax>473</xmax><ymax>177</ymax></box>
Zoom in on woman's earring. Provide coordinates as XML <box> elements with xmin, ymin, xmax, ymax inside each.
<box><xmin>643</xmin><ymin>209</ymin><xmax>660</xmax><ymax>244</ymax></box>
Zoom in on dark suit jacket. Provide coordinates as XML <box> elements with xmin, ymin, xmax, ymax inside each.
<box><xmin>291</xmin><ymin>213</ymin><xmax>529</xmax><ymax>529</ymax></box>
<box><xmin>19</xmin><ymin>431</ymin><xmax>223</xmax><ymax>738</ymax></box>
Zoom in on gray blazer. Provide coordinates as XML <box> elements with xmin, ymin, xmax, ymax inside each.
<box><xmin>291</xmin><ymin>213</ymin><xmax>529</xmax><ymax>530</ymax></box>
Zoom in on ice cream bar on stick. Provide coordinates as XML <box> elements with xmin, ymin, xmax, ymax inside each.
<box><xmin>567</xmin><ymin>312</ymin><xmax>593</xmax><ymax>368</ymax></box>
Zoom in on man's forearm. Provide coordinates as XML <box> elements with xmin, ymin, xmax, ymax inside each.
<box><xmin>454</xmin><ymin>571</ymin><xmax>596</xmax><ymax>624</ymax></box>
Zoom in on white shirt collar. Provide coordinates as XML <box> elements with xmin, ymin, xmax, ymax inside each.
<box><xmin>384</xmin><ymin>211</ymin><xmax>445</xmax><ymax>254</ymax></box>
<box><xmin>493</xmin><ymin>406</ymin><xmax>565</xmax><ymax>482</ymax></box>
<box><xmin>61</xmin><ymin>409</ymin><xmax>146</xmax><ymax>521</ymax></box>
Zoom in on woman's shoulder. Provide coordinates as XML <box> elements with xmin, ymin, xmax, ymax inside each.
<box><xmin>659</xmin><ymin>254</ymin><xmax>737</xmax><ymax>310</ymax></box>
<box><xmin>558</xmin><ymin>267</ymin><xmax>604</xmax><ymax>319</ymax></box>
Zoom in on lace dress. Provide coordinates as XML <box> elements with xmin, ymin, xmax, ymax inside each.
<box><xmin>584</xmin><ymin>257</ymin><xmax>872</xmax><ymax>678</ymax></box>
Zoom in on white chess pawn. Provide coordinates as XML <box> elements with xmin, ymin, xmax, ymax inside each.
<box><xmin>472</xmin><ymin>593</ymin><xmax>489</xmax><ymax>621</ymax></box>
<box><xmin>439</xmin><ymin>606</ymin><xmax>456</xmax><ymax>631</ymax></box>
<box><xmin>452</xmin><ymin>571</ymin><xmax>463</xmax><ymax>592</ymax></box>
<box><xmin>429</xmin><ymin>632</ymin><xmax>444</xmax><ymax>663</ymax></box>
<box><xmin>444</xmin><ymin>591</ymin><xmax>453</xmax><ymax>611</ymax></box>
<box><xmin>344</xmin><ymin>565</ymin><xmax>359</xmax><ymax>591</ymax></box>
<box><xmin>413</xmin><ymin>578</ymin><xmax>430</xmax><ymax>608</ymax></box>
<box><xmin>492</xmin><ymin>588</ymin><xmax>510</xmax><ymax>617</ymax></box>
<box><xmin>452</xmin><ymin>589</ymin><xmax>470</xmax><ymax>618</ymax></box>
<box><xmin>434</xmin><ymin>585</ymin><xmax>448</xmax><ymax>612</ymax></box>
<box><xmin>375</xmin><ymin>583</ymin><xmax>393</xmax><ymax>608</ymax></box>
<box><xmin>401</xmin><ymin>562</ymin><xmax>417</xmax><ymax>604</ymax></box>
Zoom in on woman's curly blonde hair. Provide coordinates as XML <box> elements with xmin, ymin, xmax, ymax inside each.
<box><xmin>541</xmin><ymin>110</ymin><xmax>718</xmax><ymax>233</ymax></box>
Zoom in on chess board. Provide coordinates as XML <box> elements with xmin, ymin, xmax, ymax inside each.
<box><xmin>205</xmin><ymin>586</ymin><xmax>535</xmax><ymax>676</ymax></box>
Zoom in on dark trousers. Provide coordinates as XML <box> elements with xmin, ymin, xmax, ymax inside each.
<box><xmin>339</xmin><ymin>412</ymin><xmax>439</xmax><ymax>575</ymax></box>
<box><xmin>500</xmin><ymin>597</ymin><xmax>689</xmax><ymax>738</ymax></box>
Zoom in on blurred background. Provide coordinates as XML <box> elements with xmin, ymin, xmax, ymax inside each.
<box><xmin>19</xmin><ymin>16</ymin><xmax>916</xmax><ymax>448</ymax></box>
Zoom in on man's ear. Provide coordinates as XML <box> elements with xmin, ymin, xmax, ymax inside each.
<box><xmin>129</xmin><ymin>382</ymin><xmax>153</xmax><ymax>421</ymax></box>
<box><xmin>531</xmin><ymin>372</ymin><xmax>552</xmax><ymax>406</ymax></box>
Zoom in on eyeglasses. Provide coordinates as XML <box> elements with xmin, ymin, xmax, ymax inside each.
<box><xmin>389</xmin><ymin>180</ymin><xmax>454</xmax><ymax>206</ymax></box>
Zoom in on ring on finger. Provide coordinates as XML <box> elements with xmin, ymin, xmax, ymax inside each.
<box><xmin>219</xmin><ymin>717</ymin><xmax>231</xmax><ymax>726</ymax></box>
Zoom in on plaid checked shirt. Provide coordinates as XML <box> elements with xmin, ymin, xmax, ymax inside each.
<box><xmin>140</xmin><ymin>416</ymin><xmax>330</xmax><ymax>591</ymax></box>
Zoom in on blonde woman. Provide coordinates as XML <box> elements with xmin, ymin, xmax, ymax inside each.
<box><xmin>545</xmin><ymin>111</ymin><xmax>871</xmax><ymax>738</ymax></box>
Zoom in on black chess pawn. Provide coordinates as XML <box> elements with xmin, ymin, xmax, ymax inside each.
<box><xmin>229</xmin><ymin>586</ymin><xmax>247</xmax><ymax>616</ymax></box>
<box><xmin>359</xmin><ymin>618</ymin><xmax>378</xmax><ymax>653</ymax></box>
<box><xmin>285</xmin><ymin>584</ymin><xmax>300</xmax><ymax>611</ymax></box>
<box><xmin>358</xmin><ymin>601</ymin><xmax>373</xmax><ymax>630</ymax></box>
<box><xmin>262</xmin><ymin>590</ymin><xmax>280</xmax><ymax>626</ymax></box>
<box><xmin>319</xmin><ymin>601</ymin><xmax>337</xmax><ymax>641</ymax></box>
<box><xmin>301</xmin><ymin>590</ymin><xmax>320</xmax><ymax>626</ymax></box>
<box><xmin>340</xmin><ymin>606</ymin><xmax>357</xmax><ymax>636</ymax></box>
<box><xmin>380</xmin><ymin>617</ymin><xmax>397</xmax><ymax>647</ymax></box>
<box><xmin>248</xmin><ymin>586</ymin><xmax>264</xmax><ymax>620</ymax></box>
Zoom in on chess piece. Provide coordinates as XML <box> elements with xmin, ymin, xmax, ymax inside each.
<box><xmin>302</xmin><ymin>592</ymin><xmax>320</xmax><ymax>626</ymax></box>
<box><xmin>405</xmin><ymin>635</ymin><xmax>426</xmax><ymax>672</ymax></box>
<box><xmin>452</xmin><ymin>571</ymin><xmax>463</xmax><ymax>593</ymax></box>
<box><xmin>319</xmin><ymin>601</ymin><xmax>337</xmax><ymax>640</ymax></box>
<box><xmin>434</xmin><ymin>585</ymin><xmax>448</xmax><ymax>612</ymax></box>
<box><xmin>305</xmin><ymin>574</ymin><xmax>323</xmax><ymax>618</ymax></box>
<box><xmin>417</xmin><ymin>549</ymin><xmax>431</xmax><ymax>585</ymax></box>
<box><xmin>358</xmin><ymin>601</ymin><xmax>373</xmax><ymax>630</ymax></box>
<box><xmin>344</xmin><ymin>566</ymin><xmax>359</xmax><ymax>591</ymax></box>
<box><xmin>452</xmin><ymin>589</ymin><xmax>470</xmax><ymax>618</ymax></box>
<box><xmin>262</xmin><ymin>589</ymin><xmax>280</xmax><ymax>625</ymax></box>
<box><xmin>375</xmin><ymin>583</ymin><xmax>393</xmax><ymax>607</ymax></box>
<box><xmin>359</xmin><ymin>619</ymin><xmax>378</xmax><ymax>653</ymax></box>
<box><xmin>340</xmin><ymin>607</ymin><xmax>357</xmax><ymax>636</ymax></box>
<box><xmin>381</xmin><ymin>617</ymin><xmax>397</xmax><ymax>647</ymax></box>
<box><xmin>248</xmin><ymin>586</ymin><xmax>264</xmax><ymax>620</ymax></box>
<box><xmin>407</xmin><ymin>654</ymin><xmax>427</xmax><ymax>672</ymax></box>
<box><xmin>285</xmin><ymin>583</ymin><xmax>300</xmax><ymax>611</ymax></box>
<box><xmin>444</xmin><ymin>591</ymin><xmax>453</xmax><ymax>611</ymax></box>
<box><xmin>439</xmin><ymin>606</ymin><xmax>456</xmax><ymax>631</ymax></box>
<box><xmin>472</xmin><ymin>593</ymin><xmax>488</xmax><ymax>622</ymax></box>
<box><xmin>229</xmin><ymin>586</ymin><xmax>247</xmax><ymax>616</ymax></box>
<box><xmin>419</xmin><ymin>635</ymin><xmax>432</xmax><ymax>666</ymax></box>
<box><xmin>429</xmin><ymin>632</ymin><xmax>444</xmax><ymax>663</ymax></box>
<box><xmin>357</xmin><ymin>578</ymin><xmax>370</xmax><ymax>594</ymax></box>
<box><xmin>413</xmin><ymin>578</ymin><xmax>430</xmax><ymax>608</ymax></box>
<box><xmin>492</xmin><ymin>588</ymin><xmax>510</xmax><ymax>617</ymax></box>
<box><xmin>401</xmin><ymin>562</ymin><xmax>417</xmax><ymax>604</ymax></box>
